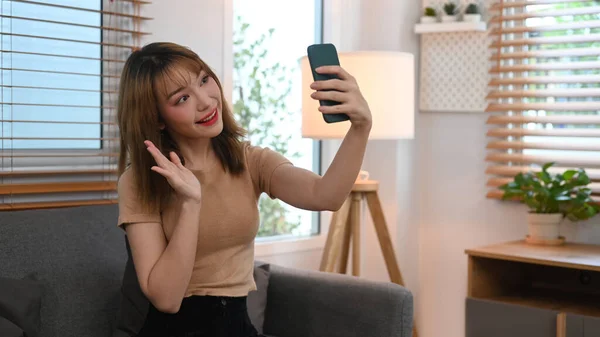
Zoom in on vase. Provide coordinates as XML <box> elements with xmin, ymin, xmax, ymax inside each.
<box><xmin>420</xmin><ymin>16</ymin><xmax>437</xmax><ymax>23</ymax></box>
<box><xmin>463</xmin><ymin>14</ymin><xmax>481</xmax><ymax>22</ymax></box>
<box><xmin>526</xmin><ymin>213</ymin><xmax>565</xmax><ymax>245</ymax></box>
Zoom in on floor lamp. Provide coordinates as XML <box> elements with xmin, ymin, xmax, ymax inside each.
<box><xmin>300</xmin><ymin>51</ymin><xmax>418</xmax><ymax>336</ymax></box>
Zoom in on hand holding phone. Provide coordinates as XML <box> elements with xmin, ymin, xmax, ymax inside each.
<box><xmin>306</xmin><ymin>43</ymin><xmax>350</xmax><ymax>124</ymax></box>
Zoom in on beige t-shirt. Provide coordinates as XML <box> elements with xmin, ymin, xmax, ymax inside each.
<box><xmin>117</xmin><ymin>142</ymin><xmax>292</xmax><ymax>297</ymax></box>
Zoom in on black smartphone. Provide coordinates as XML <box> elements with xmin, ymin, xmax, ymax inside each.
<box><xmin>306</xmin><ymin>43</ymin><xmax>350</xmax><ymax>124</ymax></box>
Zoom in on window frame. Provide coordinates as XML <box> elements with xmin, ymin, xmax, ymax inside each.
<box><xmin>311</xmin><ymin>0</ymin><xmax>324</xmax><ymax>238</ymax></box>
<box><xmin>226</xmin><ymin>0</ymin><xmax>326</xmax><ymax>253</ymax></box>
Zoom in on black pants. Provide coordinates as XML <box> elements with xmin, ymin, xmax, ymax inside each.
<box><xmin>136</xmin><ymin>295</ymin><xmax>263</xmax><ymax>337</ymax></box>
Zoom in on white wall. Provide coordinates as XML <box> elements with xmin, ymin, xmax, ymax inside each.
<box><xmin>413</xmin><ymin>8</ymin><xmax>600</xmax><ymax>337</ymax></box>
<box><xmin>415</xmin><ymin>112</ymin><xmax>529</xmax><ymax>337</ymax></box>
<box><xmin>141</xmin><ymin>0</ymin><xmax>230</xmax><ymax>93</ymax></box>
<box><xmin>416</xmin><ymin>113</ymin><xmax>600</xmax><ymax>337</ymax></box>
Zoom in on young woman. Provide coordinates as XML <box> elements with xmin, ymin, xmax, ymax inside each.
<box><xmin>116</xmin><ymin>42</ymin><xmax>372</xmax><ymax>337</ymax></box>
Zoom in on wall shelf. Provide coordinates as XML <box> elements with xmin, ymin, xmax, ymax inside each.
<box><xmin>414</xmin><ymin>21</ymin><xmax>487</xmax><ymax>34</ymax></box>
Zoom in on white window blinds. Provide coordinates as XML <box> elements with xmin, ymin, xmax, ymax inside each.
<box><xmin>0</xmin><ymin>0</ymin><xmax>150</xmax><ymax>210</ymax></box>
<box><xmin>486</xmin><ymin>0</ymin><xmax>600</xmax><ymax>200</ymax></box>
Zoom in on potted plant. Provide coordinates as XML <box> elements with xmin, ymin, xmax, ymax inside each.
<box><xmin>421</xmin><ymin>7</ymin><xmax>438</xmax><ymax>23</ymax></box>
<box><xmin>463</xmin><ymin>3</ymin><xmax>481</xmax><ymax>22</ymax></box>
<box><xmin>442</xmin><ymin>1</ymin><xmax>459</xmax><ymax>22</ymax></box>
<box><xmin>499</xmin><ymin>162</ymin><xmax>599</xmax><ymax>244</ymax></box>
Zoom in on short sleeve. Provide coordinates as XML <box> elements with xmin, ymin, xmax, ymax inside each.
<box><xmin>117</xmin><ymin>169</ymin><xmax>161</xmax><ymax>229</ymax></box>
<box><xmin>245</xmin><ymin>143</ymin><xmax>293</xmax><ymax>199</ymax></box>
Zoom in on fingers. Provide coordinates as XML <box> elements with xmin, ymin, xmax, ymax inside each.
<box><xmin>144</xmin><ymin>140</ymin><xmax>181</xmax><ymax>169</ymax></box>
<box><xmin>145</xmin><ymin>142</ymin><xmax>171</xmax><ymax>168</ymax></box>
<box><xmin>169</xmin><ymin>151</ymin><xmax>184</xmax><ymax>168</ymax></box>
<box><xmin>310</xmin><ymin>78</ymin><xmax>353</xmax><ymax>92</ymax></box>
<box><xmin>311</xmin><ymin>90</ymin><xmax>348</xmax><ymax>103</ymax></box>
<box><xmin>150</xmin><ymin>165</ymin><xmax>172</xmax><ymax>178</ymax></box>
<box><xmin>318</xmin><ymin>104</ymin><xmax>351</xmax><ymax>114</ymax></box>
<box><xmin>315</xmin><ymin>65</ymin><xmax>353</xmax><ymax>81</ymax></box>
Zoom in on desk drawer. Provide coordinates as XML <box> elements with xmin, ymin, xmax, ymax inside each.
<box><xmin>466</xmin><ymin>298</ymin><xmax>559</xmax><ymax>337</ymax></box>
<box><xmin>565</xmin><ymin>313</ymin><xmax>600</xmax><ymax>337</ymax></box>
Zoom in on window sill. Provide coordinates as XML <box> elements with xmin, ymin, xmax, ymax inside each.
<box><xmin>255</xmin><ymin>205</ymin><xmax>332</xmax><ymax>258</ymax></box>
<box><xmin>254</xmin><ymin>233</ymin><xmax>326</xmax><ymax>257</ymax></box>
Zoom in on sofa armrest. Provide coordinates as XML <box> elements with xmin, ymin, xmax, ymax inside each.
<box><xmin>262</xmin><ymin>265</ymin><xmax>413</xmax><ymax>337</ymax></box>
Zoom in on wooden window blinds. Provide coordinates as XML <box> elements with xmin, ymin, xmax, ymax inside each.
<box><xmin>0</xmin><ymin>0</ymin><xmax>151</xmax><ymax>211</ymax></box>
<box><xmin>486</xmin><ymin>0</ymin><xmax>600</xmax><ymax>201</ymax></box>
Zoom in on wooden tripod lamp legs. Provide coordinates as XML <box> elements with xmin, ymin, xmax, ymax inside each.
<box><xmin>320</xmin><ymin>190</ymin><xmax>405</xmax><ymax>284</ymax></box>
<box><xmin>319</xmin><ymin>197</ymin><xmax>351</xmax><ymax>273</ymax></box>
<box><xmin>319</xmin><ymin>185</ymin><xmax>418</xmax><ymax>337</ymax></box>
<box><xmin>364</xmin><ymin>192</ymin><xmax>406</xmax><ymax>285</ymax></box>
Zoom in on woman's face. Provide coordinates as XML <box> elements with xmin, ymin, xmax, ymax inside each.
<box><xmin>156</xmin><ymin>67</ymin><xmax>223</xmax><ymax>140</ymax></box>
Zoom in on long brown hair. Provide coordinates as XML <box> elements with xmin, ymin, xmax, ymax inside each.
<box><xmin>117</xmin><ymin>42</ymin><xmax>246</xmax><ymax>212</ymax></box>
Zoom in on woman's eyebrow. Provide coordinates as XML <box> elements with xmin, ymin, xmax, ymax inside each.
<box><xmin>167</xmin><ymin>86</ymin><xmax>186</xmax><ymax>99</ymax></box>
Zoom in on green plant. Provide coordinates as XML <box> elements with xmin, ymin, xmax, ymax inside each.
<box><xmin>424</xmin><ymin>7</ymin><xmax>437</xmax><ymax>17</ymax></box>
<box><xmin>443</xmin><ymin>2</ymin><xmax>458</xmax><ymax>15</ymax></box>
<box><xmin>499</xmin><ymin>162</ymin><xmax>600</xmax><ymax>222</ymax></box>
<box><xmin>233</xmin><ymin>15</ymin><xmax>301</xmax><ymax>236</ymax></box>
<box><xmin>465</xmin><ymin>3</ymin><xmax>479</xmax><ymax>14</ymax></box>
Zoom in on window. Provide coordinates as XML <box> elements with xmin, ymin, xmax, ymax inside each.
<box><xmin>0</xmin><ymin>0</ymin><xmax>148</xmax><ymax>210</ymax></box>
<box><xmin>1</xmin><ymin>0</ymin><xmax>101</xmax><ymax>151</ymax></box>
<box><xmin>486</xmin><ymin>0</ymin><xmax>600</xmax><ymax>200</ymax></box>
<box><xmin>233</xmin><ymin>0</ymin><xmax>323</xmax><ymax>238</ymax></box>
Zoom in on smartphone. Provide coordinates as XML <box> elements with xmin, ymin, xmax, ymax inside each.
<box><xmin>306</xmin><ymin>43</ymin><xmax>350</xmax><ymax>124</ymax></box>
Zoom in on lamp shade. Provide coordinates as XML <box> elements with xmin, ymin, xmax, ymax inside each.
<box><xmin>300</xmin><ymin>51</ymin><xmax>415</xmax><ymax>140</ymax></box>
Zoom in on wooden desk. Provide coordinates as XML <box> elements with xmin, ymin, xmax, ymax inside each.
<box><xmin>465</xmin><ymin>240</ymin><xmax>600</xmax><ymax>337</ymax></box>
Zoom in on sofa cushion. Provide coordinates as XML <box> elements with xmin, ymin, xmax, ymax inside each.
<box><xmin>0</xmin><ymin>205</ymin><xmax>127</xmax><ymax>337</ymax></box>
<box><xmin>0</xmin><ymin>317</ymin><xmax>24</xmax><ymax>337</ymax></box>
<box><xmin>112</xmin><ymin>236</ymin><xmax>149</xmax><ymax>337</ymax></box>
<box><xmin>0</xmin><ymin>275</ymin><xmax>43</xmax><ymax>337</ymax></box>
<box><xmin>247</xmin><ymin>261</ymin><xmax>270</xmax><ymax>334</ymax></box>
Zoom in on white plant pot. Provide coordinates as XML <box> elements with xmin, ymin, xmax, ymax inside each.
<box><xmin>527</xmin><ymin>213</ymin><xmax>563</xmax><ymax>241</ymax></box>
<box><xmin>420</xmin><ymin>16</ymin><xmax>437</xmax><ymax>23</ymax></box>
<box><xmin>463</xmin><ymin>14</ymin><xmax>481</xmax><ymax>22</ymax></box>
<box><xmin>441</xmin><ymin>15</ymin><xmax>458</xmax><ymax>22</ymax></box>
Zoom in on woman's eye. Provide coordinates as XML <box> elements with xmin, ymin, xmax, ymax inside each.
<box><xmin>200</xmin><ymin>76</ymin><xmax>209</xmax><ymax>85</ymax></box>
<box><xmin>176</xmin><ymin>95</ymin><xmax>189</xmax><ymax>105</ymax></box>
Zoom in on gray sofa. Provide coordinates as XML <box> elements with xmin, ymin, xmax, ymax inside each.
<box><xmin>0</xmin><ymin>204</ymin><xmax>413</xmax><ymax>337</ymax></box>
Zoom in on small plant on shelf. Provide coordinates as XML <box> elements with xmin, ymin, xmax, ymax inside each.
<box><xmin>465</xmin><ymin>3</ymin><xmax>479</xmax><ymax>13</ymax></box>
<box><xmin>442</xmin><ymin>1</ymin><xmax>459</xmax><ymax>22</ymax></box>
<box><xmin>499</xmin><ymin>162</ymin><xmax>599</xmax><ymax>244</ymax></box>
<box><xmin>421</xmin><ymin>7</ymin><xmax>438</xmax><ymax>23</ymax></box>
<box><xmin>463</xmin><ymin>3</ymin><xmax>481</xmax><ymax>22</ymax></box>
